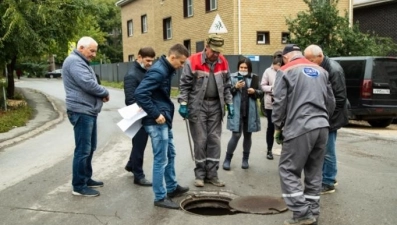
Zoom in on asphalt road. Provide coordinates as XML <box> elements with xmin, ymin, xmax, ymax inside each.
<box><xmin>0</xmin><ymin>78</ymin><xmax>396</xmax><ymax>225</ymax></box>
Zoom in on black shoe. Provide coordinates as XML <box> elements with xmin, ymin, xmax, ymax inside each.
<box><xmin>125</xmin><ymin>165</ymin><xmax>132</xmax><ymax>172</ymax></box>
<box><xmin>154</xmin><ymin>197</ymin><xmax>180</xmax><ymax>209</ymax></box>
<box><xmin>72</xmin><ymin>187</ymin><xmax>100</xmax><ymax>197</ymax></box>
<box><xmin>87</xmin><ymin>179</ymin><xmax>104</xmax><ymax>188</ymax></box>
<box><xmin>167</xmin><ymin>185</ymin><xmax>189</xmax><ymax>198</ymax></box>
<box><xmin>242</xmin><ymin>153</ymin><xmax>249</xmax><ymax>169</ymax></box>
<box><xmin>321</xmin><ymin>184</ymin><xmax>335</xmax><ymax>195</ymax></box>
<box><xmin>266</xmin><ymin>150</ymin><xmax>274</xmax><ymax>160</ymax></box>
<box><xmin>134</xmin><ymin>178</ymin><xmax>152</xmax><ymax>187</ymax></box>
<box><xmin>222</xmin><ymin>153</ymin><xmax>233</xmax><ymax>170</ymax></box>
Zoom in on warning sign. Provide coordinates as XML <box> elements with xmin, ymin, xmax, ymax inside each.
<box><xmin>208</xmin><ymin>14</ymin><xmax>228</xmax><ymax>34</ymax></box>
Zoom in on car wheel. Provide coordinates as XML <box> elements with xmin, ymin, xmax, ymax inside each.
<box><xmin>367</xmin><ymin>118</ymin><xmax>393</xmax><ymax>128</ymax></box>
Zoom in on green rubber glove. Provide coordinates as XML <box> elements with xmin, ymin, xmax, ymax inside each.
<box><xmin>274</xmin><ymin>130</ymin><xmax>284</xmax><ymax>145</ymax></box>
<box><xmin>227</xmin><ymin>104</ymin><xmax>234</xmax><ymax>119</ymax></box>
<box><xmin>178</xmin><ymin>103</ymin><xmax>189</xmax><ymax>119</ymax></box>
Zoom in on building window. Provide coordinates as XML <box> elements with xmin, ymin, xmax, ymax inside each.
<box><xmin>183</xmin><ymin>0</ymin><xmax>193</xmax><ymax>18</ymax></box>
<box><xmin>163</xmin><ymin>17</ymin><xmax>172</xmax><ymax>40</ymax></box>
<box><xmin>127</xmin><ymin>20</ymin><xmax>133</xmax><ymax>37</ymax></box>
<box><xmin>257</xmin><ymin>31</ymin><xmax>270</xmax><ymax>45</ymax></box>
<box><xmin>128</xmin><ymin>55</ymin><xmax>135</xmax><ymax>62</ymax></box>
<box><xmin>205</xmin><ymin>0</ymin><xmax>217</xmax><ymax>12</ymax></box>
<box><xmin>141</xmin><ymin>15</ymin><xmax>147</xmax><ymax>33</ymax></box>
<box><xmin>183</xmin><ymin>39</ymin><xmax>191</xmax><ymax>55</ymax></box>
<box><xmin>196</xmin><ymin>41</ymin><xmax>204</xmax><ymax>53</ymax></box>
<box><xmin>281</xmin><ymin>32</ymin><xmax>290</xmax><ymax>44</ymax></box>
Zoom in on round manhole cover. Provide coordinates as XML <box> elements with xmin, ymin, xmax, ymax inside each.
<box><xmin>228</xmin><ymin>195</ymin><xmax>288</xmax><ymax>214</ymax></box>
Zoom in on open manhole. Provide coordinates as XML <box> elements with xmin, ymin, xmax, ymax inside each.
<box><xmin>180</xmin><ymin>191</ymin><xmax>288</xmax><ymax>216</ymax></box>
<box><xmin>180</xmin><ymin>191</ymin><xmax>239</xmax><ymax>216</ymax></box>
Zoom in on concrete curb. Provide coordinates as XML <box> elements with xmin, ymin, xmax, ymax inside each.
<box><xmin>0</xmin><ymin>91</ymin><xmax>64</xmax><ymax>150</ymax></box>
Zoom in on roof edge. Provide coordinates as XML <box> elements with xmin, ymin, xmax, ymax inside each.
<box><xmin>115</xmin><ymin>0</ymin><xmax>136</xmax><ymax>7</ymax></box>
<box><xmin>354</xmin><ymin>0</ymin><xmax>395</xmax><ymax>8</ymax></box>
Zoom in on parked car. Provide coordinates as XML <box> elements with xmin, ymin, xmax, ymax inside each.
<box><xmin>332</xmin><ymin>56</ymin><xmax>397</xmax><ymax>128</ymax></box>
<box><xmin>45</xmin><ymin>69</ymin><xmax>62</xmax><ymax>78</ymax></box>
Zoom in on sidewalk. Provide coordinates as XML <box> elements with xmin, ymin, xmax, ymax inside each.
<box><xmin>0</xmin><ymin>87</ymin><xmax>63</xmax><ymax>149</ymax></box>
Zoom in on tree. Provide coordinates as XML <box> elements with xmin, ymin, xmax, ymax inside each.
<box><xmin>93</xmin><ymin>0</ymin><xmax>122</xmax><ymax>63</ymax></box>
<box><xmin>286</xmin><ymin>0</ymin><xmax>397</xmax><ymax>57</ymax></box>
<box><xmin>0</xmin><ymin>0</ymin><xmax>98</xmax><ymax>98</ymax></box>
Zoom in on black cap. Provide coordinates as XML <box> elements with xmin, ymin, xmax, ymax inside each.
<box><xmin>282</xmin><ymin>44</ymin><xmax>301</xmax><ymax>55</ymax></box>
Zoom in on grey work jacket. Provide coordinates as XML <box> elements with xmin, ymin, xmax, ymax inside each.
<box><xmin>178</xmin><ymin>51</ymin><xmax>233</xmax><ymax>122</ymax></box>
<box><xmin>272</xmin><ymin>56</ymin><xmax>336</xmax><ymax>141</ymax></box>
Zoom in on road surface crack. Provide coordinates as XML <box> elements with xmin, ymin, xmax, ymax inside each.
<box><xmin>10</xmin><ymin>207</ymin><xmax>121</xmax><ymax>224</ymax></box>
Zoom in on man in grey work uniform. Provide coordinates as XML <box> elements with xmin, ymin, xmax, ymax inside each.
<box><xmin>272</xmin><ymin>44</ymin><xmax>335</xmax><ymax>225</ymax></box>
<box><xmin>178</xmin><ymin>34</ymin><xmax>234</xmax><ymax>187</ymax></box>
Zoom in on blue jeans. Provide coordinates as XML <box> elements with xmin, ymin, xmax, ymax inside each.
<box><xmin>126</xmin><ymin>126</ymin><xmax>149</xmax><ymax>180</ymax></box>
<box><xmin>67</xmin><ymin>111</ymin><xmax>97</xmax><ymax>191</ymax></box>
<box><xmin>322</xmin><ymin>130</ymin><xmax>337</xmax><ymax>185</ymax></box>
<box><xmin>144</xmin><ymin>124</ymin><xmax>177</xmax><ymax>201</ymax></box>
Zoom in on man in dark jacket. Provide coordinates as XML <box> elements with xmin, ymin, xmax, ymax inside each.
<box><xmin>123</xmin><ymin>47</ymin><xmax>155</xmax><ymax>187</ymax></box>
<box><xmin>304</xmin><ymin>45</ymin><xmax>349</xmax><ymax>194</ymax></box>
<box><xmin>135</xmin><ymin>44</ymin><xmax>190</xmax><ymax>209</ymax></box>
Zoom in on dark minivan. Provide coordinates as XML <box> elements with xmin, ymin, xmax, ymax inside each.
<box><xmin>332</xmin><ymin>56</ymin><xmax>397</xmax><ymax>128</ymax></box>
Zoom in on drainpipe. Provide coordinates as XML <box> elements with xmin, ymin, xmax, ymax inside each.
<box><xmin>349</xmin><ymin>0</ymin><xmax>353</xmax><ymax>27</ymax></box>
<box><xmin>238</xmin><ymin>0</ymin><xmax>241</xmax><ymax>54</ymax></box>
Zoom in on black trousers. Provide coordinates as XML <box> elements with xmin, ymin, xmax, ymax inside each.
<box><xmin>126</xmin><ymin>126</ymin><xmax>149</xmax><ymax>180</ymax></box>
<box><xmin>265</xmin><ymin>109</ymin><xmax>275</xmax><ymax>151</ymax></box>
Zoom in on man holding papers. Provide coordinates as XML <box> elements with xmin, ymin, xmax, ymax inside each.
<box><xmin>135</xmin><ymin>44</ymin><xmax>190</xmax><ymax>209</ymax></box>
<box><xmin>123</xmin><ymin>47</ymin><xmax>156</xmax><ymax>187</ymax></box>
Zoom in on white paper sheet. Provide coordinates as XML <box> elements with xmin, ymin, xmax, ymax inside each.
<box><xmin>117</xmin><ymin>103</ymin><xmax>147</xmax><ymax>138</ymax></box>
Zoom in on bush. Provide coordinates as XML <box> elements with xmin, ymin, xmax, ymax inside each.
<box><xmin>0</xmin><ymin>103</ymin><xmax>33</xmax><ymax>133</ymax></box>
<box><xmin>19</xmin><ymin>62</ymin><xmax>47</xmax><ymax>78</ymax></box>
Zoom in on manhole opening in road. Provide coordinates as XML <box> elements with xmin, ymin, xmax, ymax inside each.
<box><xmin>180</xmin><ymin>191</ymin><xmax>238</xmax><ymax>216</ymax></box>
<box><xmin>180</xmin><ymin>191</ymin><xmax>288</xmax><ymax>216</ymax></box>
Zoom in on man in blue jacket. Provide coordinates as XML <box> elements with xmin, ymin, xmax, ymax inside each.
<box><xmin>63</xmin><ymin>36</ymin><xmax>109</xmax><ymax>197</ymax></box>
<box><xmin>135</xmin><ymin>44</ymin><xmax>190</xmax><ymax>209</ymax></box>
<box><xmin>123</xmin><ymin>47</ymin><xmax>155</xmax><ymax>187</ymax></box>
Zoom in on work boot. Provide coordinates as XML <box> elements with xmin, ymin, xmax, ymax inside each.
<box><xmin>242</xmin><ymin>152</ymin><xmax>249</xmax><ymax>169</ymax></box>
<box><xmin>267</xmin><ymin>150</ymin><xmax>274</xmax><ymax>160</ymax></box>
<box><xmin>204</xmin><ymin>177</ymin><xmax>225</xmax><ymax>187</ymax></box>
<box><xmin>222</xmin><ymin>153</ymin><xmax>233</xmax><ymax>170</ymax></box>
<box><xmin>284</xmin><ymin>214</ymin><xmax>316</xmax><ymax>225</ymax></box>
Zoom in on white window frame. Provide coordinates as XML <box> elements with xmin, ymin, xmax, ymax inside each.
<box><xmin>257</xmin><ymin>34</ymin><xmax>266</xmax><ymax>44</ymax></box>
<box><xmin>166</xmin><ymin>19</ymin><xmax>172</xmax><ymax>39</ymax></box>
<box><xmin>210</xmin><ymin>0</ymin><xmax>217</xmax><ymax>11</ymax></box>
<box><xmin>142</xmin><ymin>15</ymin><xmax>147</xmax><ymax>33</ymax></box>
<box><xmin>127</xmin><ymin>20</ymin><xmax>133</xmax><ymax>37</ymax></box>
<box><xmin>128</xmin><ymin>55</ymin><xmax>135</xmax><ymax>62</ymax></box>
<box><xmin>187</xmin><ymin>0</ymin><xmax>193</xmax><ymax>17</ymax></box>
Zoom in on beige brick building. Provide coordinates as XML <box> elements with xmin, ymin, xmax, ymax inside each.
<box><xmin>116</xmin><ymin>0</ymin><xmax>351</xmax><ymax>62</ymax></box>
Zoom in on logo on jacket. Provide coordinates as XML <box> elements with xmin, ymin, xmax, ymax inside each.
<box><xmin>302</xmin><ymin>67</ymin><xmax>319</xmax><ymax>77</ymax></box>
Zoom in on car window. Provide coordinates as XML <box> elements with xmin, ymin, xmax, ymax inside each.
<box><xmin>338</xmin><ymin>60</ymin><xmax>366</xmax><ymax>79</ymax></box>
<box><xmin>372</xmin><ymin>59</ymin><xmax>397</xmax><ymax>82</ymax></box>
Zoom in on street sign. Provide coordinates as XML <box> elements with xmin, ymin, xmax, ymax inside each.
<box><xmin>208</xmin><ymin>14</ymin><xmax>228</xmax><ymax>34</ymax></box>
<box><xmin>246</xmin><ymin>55</ymin><xmax>260</xmax><ymax>62</ymax></box>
